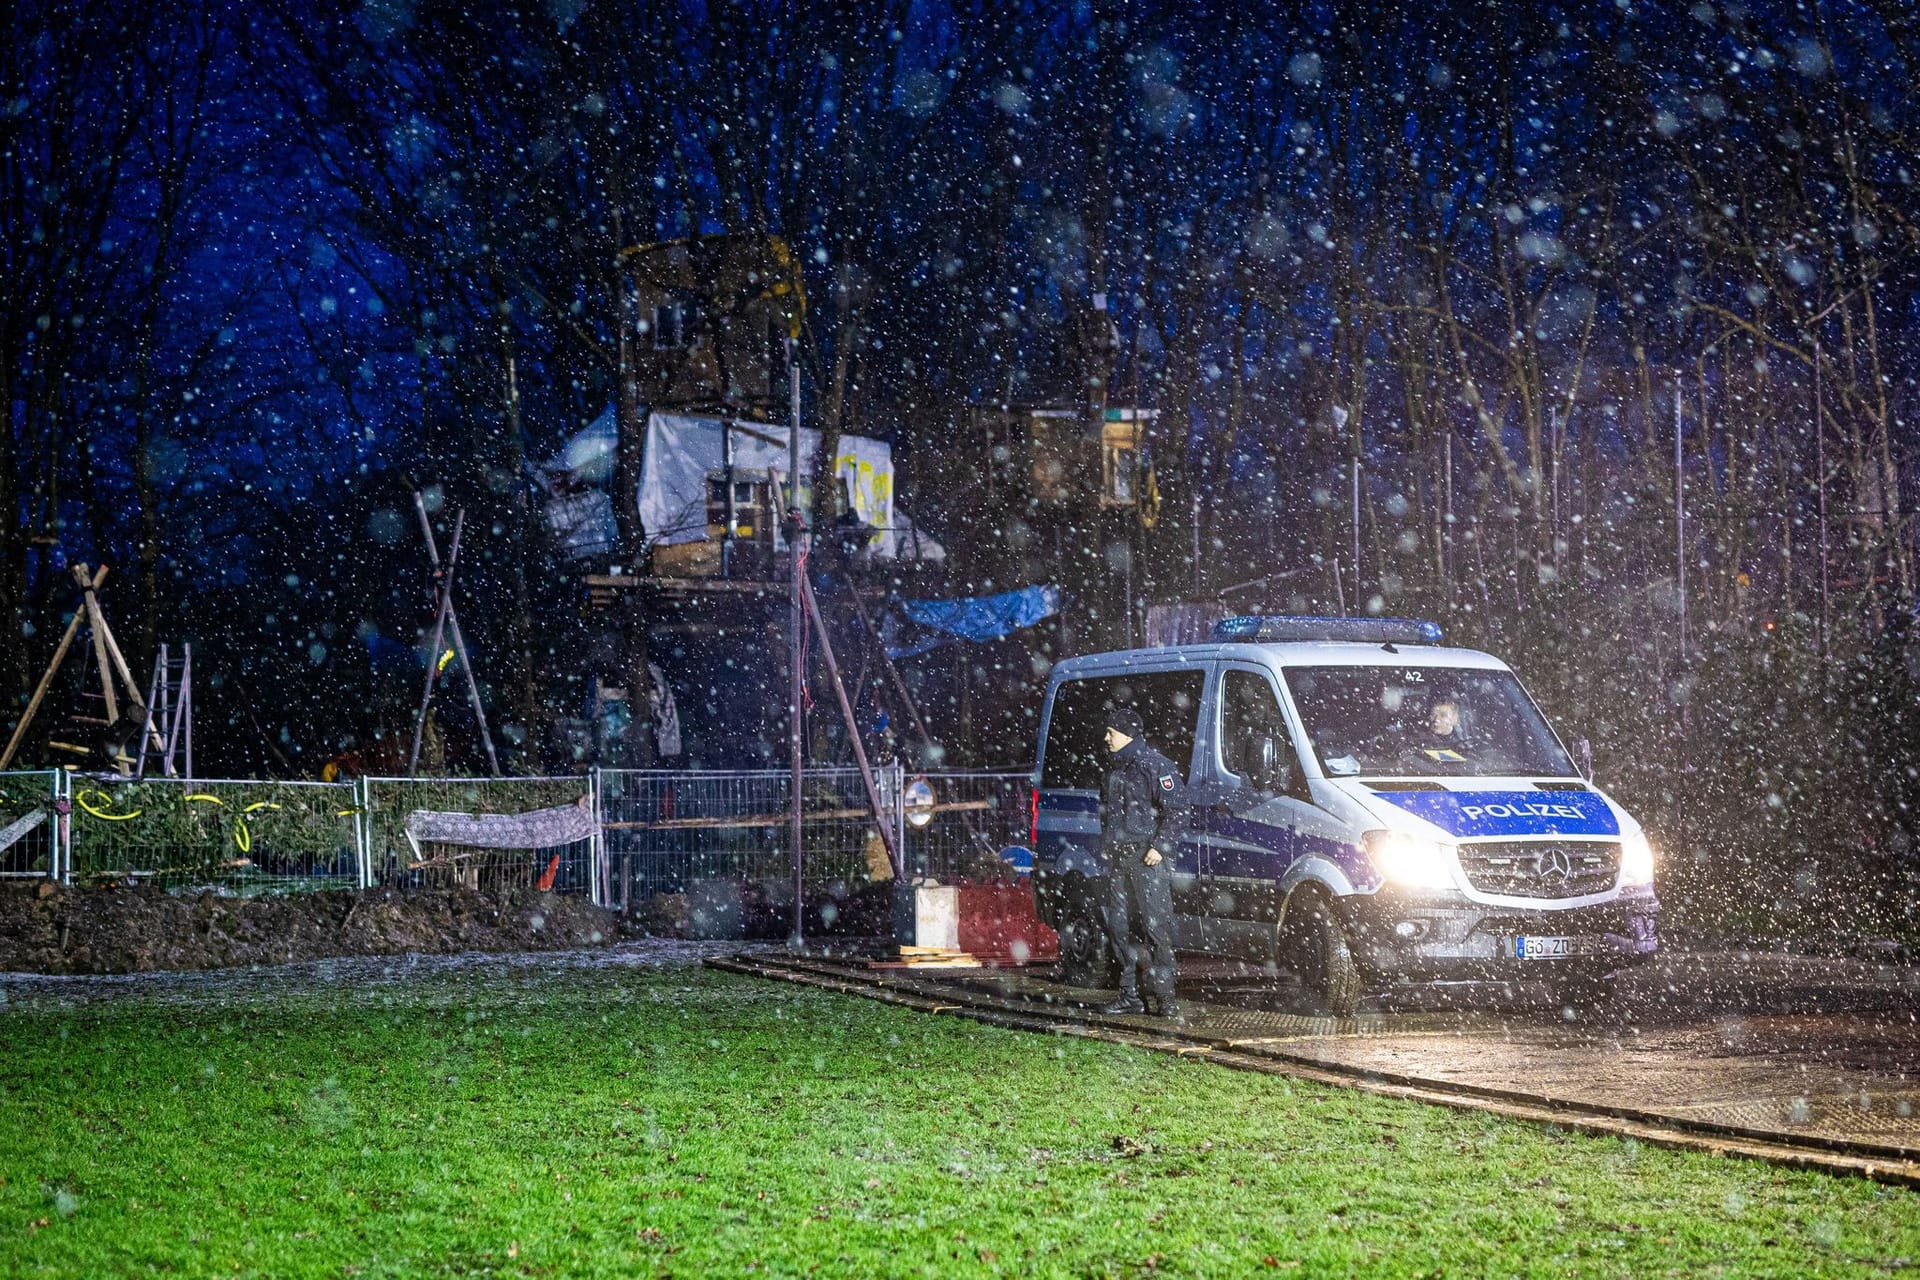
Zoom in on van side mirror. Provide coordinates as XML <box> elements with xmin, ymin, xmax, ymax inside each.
<box><xmin>1242</xmin><ymin>730</ymin><xmax>1291</xmax><ymax>793</ymax></box>
<box><xmin>1575</xmin><ymin>737</ymin><xmax>1593</xmax><ymax>781</ymax></box>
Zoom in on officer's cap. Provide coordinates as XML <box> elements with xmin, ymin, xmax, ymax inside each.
<box><xmin>1106</xmin><ymin>706</ymin><xmax>1146</xmax><ymax>739</ymax></box>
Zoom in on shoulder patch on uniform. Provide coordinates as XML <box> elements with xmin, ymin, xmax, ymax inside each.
<box><xmin>1159</xmin><ymin>774</ymin><xmax>1175</xmax><ymax>791</ymax></box>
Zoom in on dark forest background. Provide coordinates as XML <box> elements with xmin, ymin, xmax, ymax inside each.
<box><xmin>7</xmin><ymin>0</ymin><xmax>1920</xmax><ymax>931</ymax></box>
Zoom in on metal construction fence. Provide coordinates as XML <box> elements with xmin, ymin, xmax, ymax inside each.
<box><xmin>360</xmin><ymin>775</ymin><xmax>599</xmax><ymax>899</ymax></box>
<box><xmin>900</xmin><ymin>770</ymin><xmax>1036</xmax><ymax>883</ymax></box>
<box><xmin>597</xmin><ymin>767</ymin><xmax>891</xmax><ymax>909</ymax></box>
<box><xmin>15</xmin><ymin>766</ymin><xmax>1033</xmax><ymax>905</ymax></box>
<box><xmin>0</xmin><ymin>770</ymin><xmax>64</xmax><ymax>881</ymax></box>
<box><xmin>64</xmin><ymin>776</ymin><xmax>362</xmax><ymax>893</ymax></box>
<box><xmin>594</xmin><ymin>765</ymin><xmax>1034</xmax><ymax>911</ymax></box>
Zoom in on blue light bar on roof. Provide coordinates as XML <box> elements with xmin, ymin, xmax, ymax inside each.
<box><xmin>1210</xmin><ymin>615</ymin><xmax>1444</xmax><ymax>645</ymax></box>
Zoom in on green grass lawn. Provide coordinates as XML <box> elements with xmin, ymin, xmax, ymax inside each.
<box><xmin>2</xmin><ymin>957</ymin><xmax>1917</xmax><ymax>1278</ymax></box>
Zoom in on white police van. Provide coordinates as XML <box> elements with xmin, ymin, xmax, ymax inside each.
<box><xmin>1030</xmin><ymin>616</ymin><xmax>1658</xmax><ymax>1012</ymax></box>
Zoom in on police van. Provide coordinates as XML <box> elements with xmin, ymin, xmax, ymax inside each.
<box><xmin>1030</xmin><ymin>616</ymin><xmax>1658</xmax><ymax>1012</ymax></box>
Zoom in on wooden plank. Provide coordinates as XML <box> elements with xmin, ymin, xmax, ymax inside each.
<box><xmin>602</xmin><ymin>796</ymin><xmax>991</xmax><ymax>833</ymax></box>
<box><xmin>588</xmin><ymin>573</ymin><xmax>784</xmax><ymax>595</ymax></box>
<box><xmin>642</xmin><ymin>576</ymin><xmax>782</xmax><ymax>594</ymax></box>
<box><xmin>89</xmin><ymin>588</ymin><xmax>167</xmax><ymax>758</ymax></box>
<box><xmin>602</xmin><ymin>806</ymin><xmax>872</xmax><ymax>831</ymax></box>
<box><xmin>872</xmin><ymin>960</ymin><xmax>982</xmax><ymax>970</ymax></box>
<box><xmin>0</xmin><ymin>608</ymin><xmax>86</xmax><ymax>770</ymax></box>
<box><xmin>81</xmin><ymin>572</ymin><xmax>120</xmax><ymax>727</ymax></box>
<box><xmin>92</xmin><ymin>588</ymin><xmax>149</xmax><ymax>715</ymax></box>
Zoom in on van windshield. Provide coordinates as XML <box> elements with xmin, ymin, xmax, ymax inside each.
<box><xmin>1282</xmin><ymin>665</ymin><xmax>1575</xmax><ymax>778</ymax></box>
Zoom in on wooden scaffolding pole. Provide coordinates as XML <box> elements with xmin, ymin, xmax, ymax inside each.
<box><xmin>800</xmin><ymin>572</ymin><xmax>903</xmax><ymax>881</ymax></box>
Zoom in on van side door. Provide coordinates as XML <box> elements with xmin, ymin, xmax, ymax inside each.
<box><xmin>1035</xmin><ymin>666</ymin><xmax>1206</xmax><ymax>885</ymax></box>
<box><xmin>1198</xmin><ymin>665</ymin><xmax>1317</xmax><ymax>960</ymax></box>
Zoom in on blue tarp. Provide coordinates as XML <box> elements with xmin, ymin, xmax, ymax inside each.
<box><xmin>886</xmin><ymin>584</ymin><xmax>1060</xmax><ymax>658</ymax></box>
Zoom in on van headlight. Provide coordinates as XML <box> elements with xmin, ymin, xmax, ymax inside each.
<box><xmin>1619</xmin><ymin>831</ymin><xmax>1656</xmax><ymax>886</ymax></box>
<box><xmin>1363</xmin><ymin>830</ymin><xmax>1456</xmax><ymax>890</ymax></box>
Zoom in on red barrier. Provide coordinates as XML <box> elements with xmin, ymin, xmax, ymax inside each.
<box><xmin>955</xmin><ymin>880</ymin><xmax>1058</xmax><ymax>964</ymax></box>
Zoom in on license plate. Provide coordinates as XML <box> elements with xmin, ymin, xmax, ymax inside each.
<box><xmin>1514</xmin><ymin>934</ymin><xmax>1572</xmax><ymax>959</ymax></box>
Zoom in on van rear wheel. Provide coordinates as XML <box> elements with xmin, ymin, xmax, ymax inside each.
<box><xmin>1056</xmin><ymin>885</ymin><xmax>1116</xmax><ymax>989</ymax></box>
<box><xmin>1282</xmin><ymin>892</ymin><xmax>1363</xmax><ymax>1016</ymax></box>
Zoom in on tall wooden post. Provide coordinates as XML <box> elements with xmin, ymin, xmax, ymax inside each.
<box><xmin>1675</xmin><ymin>381</ymin><xmax>1688</xmax><ymax>663</ymax></box>
<box><xmin>787</xmin><ymin>338</ymin><xmax>807</xmax><ymax>951</ymax></box>
<box><xmin>1815</xmin><ymin>338</ymin><xmax>1830</xmax><ymax>663</ymax></box>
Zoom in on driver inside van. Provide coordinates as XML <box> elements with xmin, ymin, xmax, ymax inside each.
<box><xmin>1420</xmin><ymin>697</ymin><xmax>1468</xmax><ymax>761</ymax></box>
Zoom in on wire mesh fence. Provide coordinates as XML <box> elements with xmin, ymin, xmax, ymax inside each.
<box><xmin>0</xmin><ymin>770</ymin><xmax>63</xmax><ymax>880</ymax></box>
<box><xmin>595</xmin><ymin>766</ymin><xmax>1035</xmax><ymax>920</ymax></box>
<box><xmin>597</xmin><ymin>768</ymin><xmax>891</xmax><ymax>912</ymax></box>
<box><xmin>901</xmin><ymin>771</ymin><xmax>1035</xmax><ymax>881</ymax></box>
<box><xmin>65</xmin><ymin>776</ymin><xmax>361</xmax><ymax>893</ymax></box>
<box><xmin>361</xmin><ymin>776</ymin><xmax>598</xmax><ymax>898</ymax></box>
<box><xmin>29</xmin><ymin>766</ymin><xmax>1034</xmax><ymax>910</ymax></box>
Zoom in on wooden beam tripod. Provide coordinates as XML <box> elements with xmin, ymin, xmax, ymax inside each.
<box><xmin>0</xmin><ymin>564</ymin><xmax>169</xmax><ymax>773</ymax></box>
<box><xmin>406</xmin><ymin>497</ymin><xmax>500</xmax><ymax>777</ymax></box>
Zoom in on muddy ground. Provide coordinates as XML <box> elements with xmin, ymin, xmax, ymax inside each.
<box><xmin>0</xmin><ymin>881</ymin><xmax>629</xmax><ymax>975</ymax></box>
<box><xmin>0</xmin><ymin>874</ymin><xmax>904</xmax><ymax>975</ymax></box>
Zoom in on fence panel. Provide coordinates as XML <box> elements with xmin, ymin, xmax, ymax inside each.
<box><xmin>0</xmin><ymin>770</ymin><xmax>62</xmax><ymax>880</ymax></box>
<box><xmin>902</xmin><ymin>771</ymin><xmax>1034</xmax><ymax>881</ymax></box>
<box><xmin>597</xmin><ymin>768</ymin><xmax>892</xmax><ymax>913</ymax></box>
<box><xmin>361</xmin><ymin>776</ymin><xmax>596</xmax><ymax>897</ymax></box>
<box><xmin>65</xmin><ymin>776</ymin><xmax>360</xmax><ymax>893</ymax></box>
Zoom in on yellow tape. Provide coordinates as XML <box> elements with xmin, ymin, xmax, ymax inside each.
<box><xmin>234</xmin><ymin>818</ymin><xmax>252</xmax><ymax>853</ymax></box>
<box><xmin>243</xmin><ymin>801</ymin><xmax>282</xmax><ymax>814</ymax></box>
<box><xmin>75</xmin><ymin>789</ymin><xmax>141</xmax><ymax>821</ymax></box>
<box><xmin>184</xmin><ymin>793</ymin><xmax>224</xmax><ymax>805</ymax></box>
<box><xmin>438</xmin><ymin>648</ymin><xmax>455</xmax><ymax>672</ymax></box>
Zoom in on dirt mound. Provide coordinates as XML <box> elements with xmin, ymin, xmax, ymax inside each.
<box><xmin>0</xmin><ymin>881</ymin><xmax>625</xmax><ymax>975</ymax></box>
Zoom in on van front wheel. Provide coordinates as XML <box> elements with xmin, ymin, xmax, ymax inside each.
<box><xmin>1282</xmin><ymin>891</ymin><xmax>1363</xmax><ymax>1016</ymax></box>
<box><xmin>1550</xmin><ymin>975</ymin><xmax>1619</xmax><ymax>1016</ymax></box>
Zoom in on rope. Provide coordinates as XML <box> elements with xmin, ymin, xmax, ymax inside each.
<box><xmin>797</xmin><ymin>546</ymin><xmax>816</xmax><ymax>712</ymax></box>
<box><xmin>74</xmin><ymin>789</ymin><xmax>141</xmax><ymax>821</ymax></box>
<box><xmin>74</xmin><ymin>787</ymin><xmax>293</xmax><ymax>853</ymax></box>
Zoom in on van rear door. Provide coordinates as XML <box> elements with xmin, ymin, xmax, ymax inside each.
<box><xmin>1035</xmin><ymin>667</ymin><xmax>1206</xmax><ymax>889</ymax></box>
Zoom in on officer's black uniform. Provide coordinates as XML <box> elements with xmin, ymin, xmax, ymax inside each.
<box><xmin>1099</xmin><ymin>710</ymin><xmax>1189</xmax><ymax>1016</ymax></box>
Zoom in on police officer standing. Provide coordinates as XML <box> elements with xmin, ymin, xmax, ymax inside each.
<box><xmin>1098</xmin><ymin>707</ymin><xmax>1189</xmax><ymax>1019</ymax></box>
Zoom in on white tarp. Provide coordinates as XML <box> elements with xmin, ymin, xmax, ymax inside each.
<box><xmin>533</xmin><ymin>414</ymin><xmax>619</xmax><ymax>562</ymax></box>
<box><xmin>540</xmin><ymin>407</ymin><xmax>940</xmax><ymax>560</ymax></box>
<box><xmin>0</xmin><ymin>809</ymin><xmax>46</xmax><ymax>853</ymax></box>
<box><xmin>405</xmin><ymin>798</ymin><xmax>596</xmax><ymax>850</ymax></box>
<box><xmin>542</xmin><ymin>490</ymin><xmax>616</xmax><ymax>560</ymax></box>
<box><xmin>538</xmin><ymin>413</ymin><xmax>617</xmax><ymax>486</ymax></box>
<box><xmin>645</xmin><ymin>661</ymin><xmax>682</xmax><ymax>758</ymax></box>
<box><xmin>640</xmin><ymin>412</ymin><xmax>895</xmax><ymax>553</ymax></box>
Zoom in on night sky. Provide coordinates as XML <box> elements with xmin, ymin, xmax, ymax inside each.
<box><xmin>5</xmin><ymin>1</ymin><xmax>1919</xmax><ymax>873</ymax></box>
